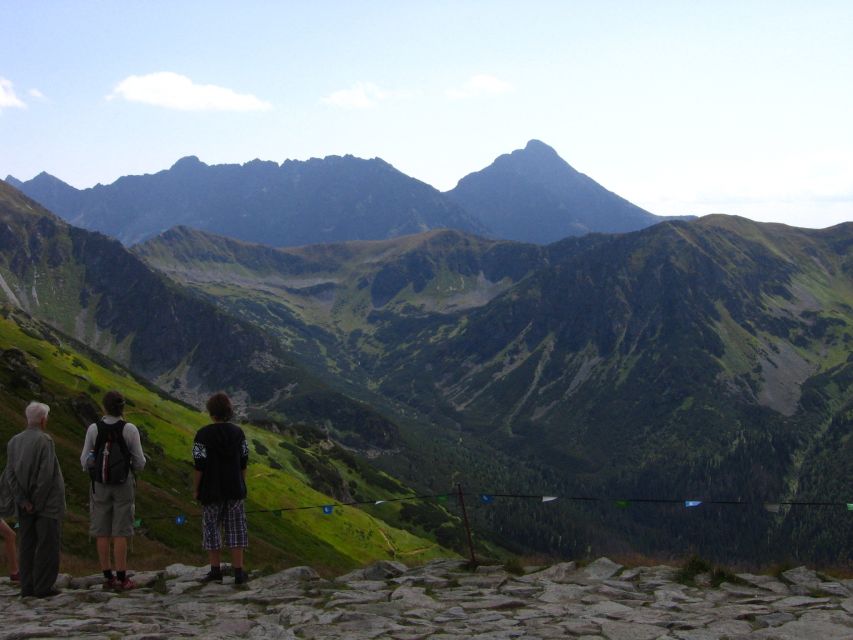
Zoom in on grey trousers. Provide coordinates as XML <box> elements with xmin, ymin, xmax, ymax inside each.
<box><xmin>18</xmin><ymin>512</ymin><xmax>61</xmax><ymax>597</ymax></box>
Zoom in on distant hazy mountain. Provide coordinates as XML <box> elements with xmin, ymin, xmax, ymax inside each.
<box><xmin>6</xmin><ymin>154</ymin><xmax>487</xmax><ymax>246</ymax></box>
<box><xmin>447</xmin><ymin>139</ymin><xmax>687</xmax><ymax>244</ymax></box>
<box><xmin>7</xmin><ymin>141</ymin><xmax>695</xmax><ymax>249</ymax></box>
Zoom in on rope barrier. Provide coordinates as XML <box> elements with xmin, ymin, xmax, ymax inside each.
<box><xmin>130</xmin><ymin>491</ymin><xmax>853</xmax><ymax>526</ymax></box>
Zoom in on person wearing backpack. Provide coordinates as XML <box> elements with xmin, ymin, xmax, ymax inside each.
<box><xmin>80</xmin><ymin>390</ymin><xmax>146</xmax><ymax>590</ymax></box>
<box><xmin>192</xmin><ymin>392</ymin><xmax>249</xmax><ymax>585</ymax></box>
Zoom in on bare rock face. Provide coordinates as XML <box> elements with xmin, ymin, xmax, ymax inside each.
<box><xmin>1</xmin><ymin>558</ymin><xmax>852</xmax><ymax>639</ymax></box>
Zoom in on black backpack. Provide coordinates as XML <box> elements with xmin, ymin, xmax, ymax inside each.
<box><xmin>89</xmin><ymin>419</ymin><xmax>132</xmax><ymax>486</ymax></box>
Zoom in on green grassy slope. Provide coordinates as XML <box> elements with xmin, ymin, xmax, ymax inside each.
<box><xmin>0</xmin><ymin>306</ymin><xmax>455</xmax><ymax>575</ymax></box>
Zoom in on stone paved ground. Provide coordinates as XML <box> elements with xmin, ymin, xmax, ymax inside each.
<box><xmin>1</xmin><ymin>557</ymin><xmax>852</xmax><ymax>639</ymax></box>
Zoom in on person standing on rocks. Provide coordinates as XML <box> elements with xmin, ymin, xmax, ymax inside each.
<box><xmin>0</xmin><ymin>519</ymin><xmax>19</xmax><ymax>582</ymax></box>
<box><xmin>0</xmin><ymin>401</ymin><xmax>65</xmax><ymax>597</ymax></box>
<box><xmin>81</xmin><ymin>390</ymin><xmax>146</xmax><ymax>591</ymax></box>
<box><xmin>192</xmin><ymin>392</ymin><xmax>249</xmax><ymax>585</ymax></box>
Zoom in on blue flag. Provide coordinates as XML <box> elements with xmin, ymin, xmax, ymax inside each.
<box><xmin>322</xmin><ymin>505</ymin><xmax>334</xmax><ymax>515</ymax></box>
<box><xmin>684</xmin><ymin>501</ymin><xmax>702</xmax><ymax>508</ymax></box>
<box><xmin>175</xmin><ymin>515</ymin><xmax>187</xmax><ymax>525</ymax></box>
<box><xmin>479</xmin><ymin>494</ymin><xmax>494</xmax><ymax>504</ymax></box>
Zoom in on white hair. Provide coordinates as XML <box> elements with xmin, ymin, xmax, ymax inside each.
<box><xmin>25</xmin><ymin>401</ymin><xmax>50</xmax><ymax>426</ymax></box>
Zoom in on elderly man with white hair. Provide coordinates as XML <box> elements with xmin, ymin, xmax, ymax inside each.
<box><xmin>0</xmin><ymin>401</ymin><xmax>66</xmax><ymax>597</ymax></box>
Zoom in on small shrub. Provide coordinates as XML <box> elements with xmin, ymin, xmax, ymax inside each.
<box><xmin>503</xmin><ymin>557</ymin><xmax>526</xmax><ymax>576</ymax></box>
<box><xmin>676</xmin><ymin>555</ymin><xmax>744</xmax><ymax>588</ymax></box>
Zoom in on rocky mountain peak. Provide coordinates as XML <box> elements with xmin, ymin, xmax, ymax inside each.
<box><xmin>169</xmin><ymin>155</ymin><xmax>206</xmax><ymax>172</ymax></box>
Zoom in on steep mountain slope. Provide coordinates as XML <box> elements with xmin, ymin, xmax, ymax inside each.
<box><xmin>134</xmin><ymin>225</ymin><xmax>546</xmax><ymax>380</ymax></box>
<box><xmin>6</xmin><ymin>155</ymin><xmax>487</xmax><ymax>247</ymax></box>
<box><xmin>0</xmin><ymin>181</ymin><xmax>403</xmax><ymax>450</ymax></box>
<box><xmin>372</xmin><ymin>216</ymin><xmax>853</xmax><ymax>562</ymax></box>
<box><xmin>140</xmin><ymin>216</ymin><xmax>853</xmax><ymax>563</ymax></box>
<box><xmin>0</xmin><ymin>306</ymin><xmax>455</xmax><ymax>574</ymax></box>
<box><xmin>447</xmin><ymin>140</ymin><xmax>686</xmax><ymax>243</ymax></box>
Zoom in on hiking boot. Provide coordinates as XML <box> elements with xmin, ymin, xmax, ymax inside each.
<box><xmin>9</xmin><ymin>572</ymin><xmax>19</xmax><ymax>583</ymax></box>
<box><xmin>200</xmin><ymin>570</ymin><xmax>222</xmax><ymax>583</ymax></box>
<box><xmin>234</xmin><ymin>571</ymin><xmax>248</xmax><ymax>585</ymax></box>
<box><xmin>116</xmin><ymin>578</ymin><xmax>136</xmax><ymax>591</ymax></box>
<box><xmin>102</xmin><ymin>577</ymin><xmax>118</xmax><ymax>590</ymax></box>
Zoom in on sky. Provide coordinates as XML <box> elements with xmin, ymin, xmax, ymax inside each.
<box><xmin>1</xmin><ymin>0</ymin><xmax>852</xmax><ymax>228</ymax></box>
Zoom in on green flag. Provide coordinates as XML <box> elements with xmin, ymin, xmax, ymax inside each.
<box><xmin>615</xmin><ymin>500</ymin><xmax>630</xmax><ymax>509</ymax></box>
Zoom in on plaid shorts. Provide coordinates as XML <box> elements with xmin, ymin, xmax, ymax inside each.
<box><xmin>201</xmin><ymin>500</ymin><xmax>248</xmax><ymax>550</ymax></box>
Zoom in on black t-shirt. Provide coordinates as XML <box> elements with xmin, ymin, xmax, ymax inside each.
<box><xmin>192</xmin><ymin>422</ymin><xmax>249</xmax><ymax>505</ymax></box>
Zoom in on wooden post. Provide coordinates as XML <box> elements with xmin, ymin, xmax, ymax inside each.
<box><xmin>456</xmin><ymin>483</ymin><xmax>477</xmax><ymax>567</ymax></box>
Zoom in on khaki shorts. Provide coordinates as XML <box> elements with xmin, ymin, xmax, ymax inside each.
<box><xmin>89</xmin><ymin>479</ymin><xmax>135</xmax><ymax>537</ymax></box>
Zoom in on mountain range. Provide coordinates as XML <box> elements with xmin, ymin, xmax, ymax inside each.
<box><xmin>134</xmin><ymin>214</ymin><xmax>853</xmax><ymax>565</ymax></box>
<box><xmin>0</xmin><ymin>181</ymin><xmax>405</xmax><ymax>451</ymax></box>
<box><xmin>6</xmin><ymin>141</ymin><xmax>684</xmax><ymax>247</ymax></box>
<box><xmin>4</xmin><ymin>151</ymin><xmax>853</xmax><ymax>566</ymax></box>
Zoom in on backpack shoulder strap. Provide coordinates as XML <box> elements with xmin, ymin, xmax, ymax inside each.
<box><xmin>113</xmin><ymin>420</ymin><xmax>130</xmax><ymax>455</ymax></box>
<box><xmin>93</xmin><ymin>419</ymin><xmax>109</xmax><ymax>451</ymax></box>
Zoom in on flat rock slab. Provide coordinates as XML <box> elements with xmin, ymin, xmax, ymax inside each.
<box><xmin>1</xmin><ymin>558</ymin><xmax>852</xmax><ymax>638</ymax></box>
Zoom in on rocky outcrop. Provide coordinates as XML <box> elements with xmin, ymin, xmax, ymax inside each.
<box><xmin>2</xmin><ymin>558</ymin><xmax>852</xmax><ymax>639</ymax></box>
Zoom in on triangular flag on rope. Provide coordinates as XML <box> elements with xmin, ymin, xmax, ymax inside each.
<box><xmin>435</xmin><ymin>495</ymin><xmax>449</xmax><ymax>503</ymax></box>
<box><xmin>542</xmin><ymin>496</ymin><xmax>558</xmax><ymax>503</ymax></box>
<box><xmin>133</xmin><ymin>518</ymin><xmax>143</xmax><ymax>527</ymax></box>
<box><xmin>479</xmin><ymin>494</ymin><xmax>494</xmax><ymax>504</ymax></box>
<box><xmin>615</xmin><ymin>500</ymin><xmax>630</xmax><ymax>509</ymax></box>
<box><xmin>175</xmin><ymin>515</ymin><xmax>186</xmax><ymax>525</ymax></box>
<box><xmin>374</xmin><ymin>500</ymin><xmax>386</xmax><ymax>505</ymax></box>
<box><xmin>322</xmin><ymin>505</ymin><xmax>334</xmax><ymax>515</ymax></box>
<box><xmin>764</xmin><ymin>503</ymin><xmax>781</xmax><ymax>513</ymax></box>
<box><xmin>684</xmin><ymin>500</ymin><xmax>702</xmax><ymax>508</ymax></box>
<box><xmin>13</xmin><ymin>522</ymin><xmax>19</xmax><ymax>530</ymax></box>
<box><xmin>847</xmin><ymin>503</ymin><xmax>853</xmax><ymax>511</ymax></box>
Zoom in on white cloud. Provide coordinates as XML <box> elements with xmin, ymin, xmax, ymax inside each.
<box><xmin>321</xmin><ymin>82</ymin><xmax>404</xmax><ymax>109</ymax></box>
<box><xmin>107</xmin><ymin>72</ymin><xmax>272</xmax><ymax>111</ymax></box>
<box><xmin>28</xmin><ymin>88</ymin><xmax>45</xmax><ymax>99</ymax></box>
<box><xmin>446</xmin><ymin>74</ymin><xmax>513</xmax><ymax>99</ymax></box>
<box><xmin>0</xmin><ymin>77</ymin><xmax>26</xmax><ymax>111</ymax></box>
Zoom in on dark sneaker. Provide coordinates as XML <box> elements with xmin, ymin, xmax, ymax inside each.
<box><xmin>200</xmin><ymin>570</ymin><xmax>222</xmax><ymax>583</ymax></box>
<box><xmin>102</xmin><ymin>577</ymin><xmax>118</xmax><ymax>590</ymax></box>
<box><xmin>117</xmin><ymin>578</ymin><xmax>136</xmax><ymax>591</ymax></box>
<box><xmin>234</xmin><ymin>572</ymin><xmax>247</xmax><ymax>585</ymax></box>
<box><xmin>9</xmin><ymin>572</ymin><xmax>19</xmax><ymax>583</ymax></box>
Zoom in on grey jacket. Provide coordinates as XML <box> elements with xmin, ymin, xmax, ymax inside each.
<box><xmin>1</xmin><ymin>427</ymin><xmax>66</xmax><ymax>520</ymax></box>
